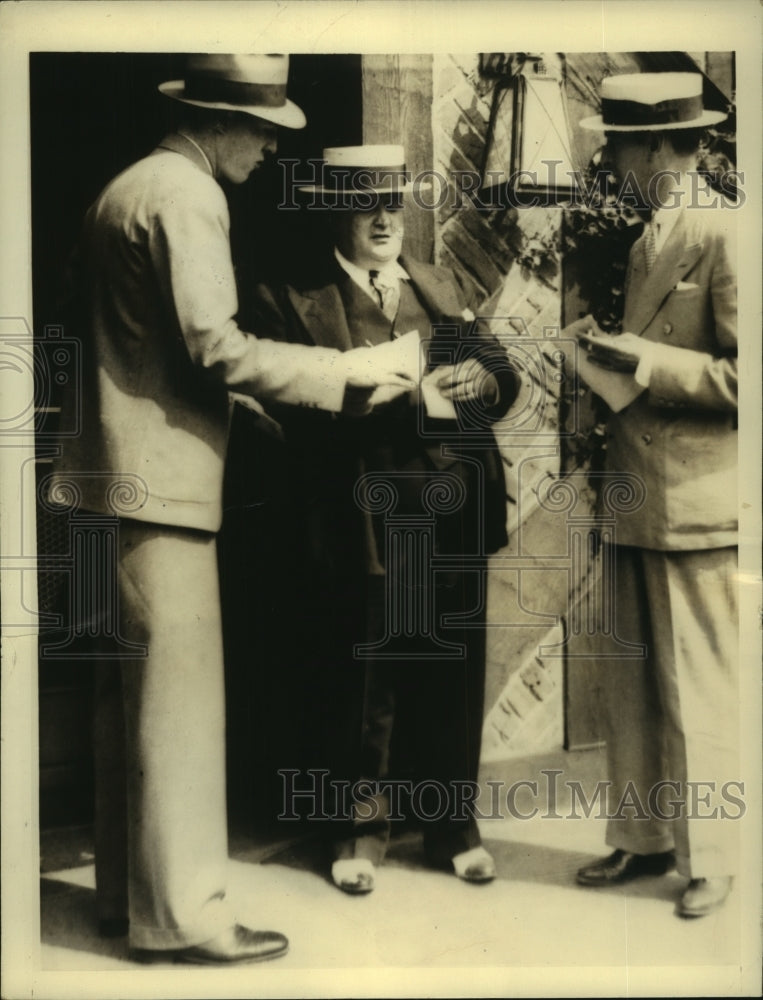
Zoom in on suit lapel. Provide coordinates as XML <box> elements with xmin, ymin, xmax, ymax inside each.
<box><xmin>624</xmin><ymin>212</ymin><xmax>704</xmax><ymax>335</ymax></box>
<box><xmin>403</xmin><ymin>257</ymin><xmax>464</xmax><ymax>322</ymax></box>
<box><xmin>288</xmin><ymin>257</ymin><xmax>464</xmax><ymax>350</ymax></box>
<box><xmin>286</xmin><ymin>274</ymin><xmax>354</xmax><ymax>351</ymax></box>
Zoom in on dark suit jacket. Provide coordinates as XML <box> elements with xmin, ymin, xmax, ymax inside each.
<box><xmin>250</xmin><ymin>255</ymin><xmax>519</xmax><ymax>576</ymax></box>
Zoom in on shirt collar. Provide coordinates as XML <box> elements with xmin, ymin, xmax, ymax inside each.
<box><xmin>651</xmin><ymin>172</ymin><xmax>701</xmax><ymax>249</ymax></box>
<box><xmin>334</xmin><ymin>247</ymin><xmax>409</xmax><ymax>289</ymax></box>
<box><xmin>176</xmin><ymin>131</ymin><xmax>214</xmax><ymax>176</ymax></box>
<box><xmin>650</xmin><ymin>203</ymin><xmax>679</xmax><ymax>250</ymax></box>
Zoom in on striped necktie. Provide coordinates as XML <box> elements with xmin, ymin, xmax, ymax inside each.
<box><xmin>369</xmin><ymin>270</ymin><xmax>400</xmax><ymax>321</ymax></box>
<box><xmin>643</xmin><ymin>220</ymin><xmax>658</xmax><ymax>273</ymax></box>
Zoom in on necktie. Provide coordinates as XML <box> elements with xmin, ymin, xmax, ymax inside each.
<box><xmin>369</xmin><ymin>270</ymin><xmax>400</xmax><ymax>321</ymax></box>
<box><xmin>643</xmin><ymin>220</ymin><xmax>658</xmax><ymax>273</ymax></box>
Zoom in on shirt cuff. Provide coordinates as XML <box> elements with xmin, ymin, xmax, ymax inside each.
<box><xmin>635</xmin><ymin>344</ymin><xmax>655</xmax><ymax>387</ymax></box>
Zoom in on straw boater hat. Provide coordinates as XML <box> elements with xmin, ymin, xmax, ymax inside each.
<box><xmin>159</xmin><ymin>54</ymin><xmax>306</xmax><ymax>129</ymax></box>
<box><xmin>298</xmin><ymin>145</ymin><xmax>431</xmax><ymax>196</ymax></box>
<box><xmin>580</xmin><ymin>72</ymin><xmax>727</xmax><ymax>132</ymax></box>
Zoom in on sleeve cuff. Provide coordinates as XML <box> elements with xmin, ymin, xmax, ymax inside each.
<box><xmin>634</xmin><ymin>344</ymin><xmax>655</xmax><ymax>387</ymax></box>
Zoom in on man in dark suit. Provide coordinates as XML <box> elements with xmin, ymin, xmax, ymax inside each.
<box><xmin>566</xmin><ymin>72</ymin><xmax>738</xmax><ymax>918</ymax></box>
<box><xmin>251</xmin><ymin>145</ymin><xmax>520</xmax><ymax>893</ymax></box>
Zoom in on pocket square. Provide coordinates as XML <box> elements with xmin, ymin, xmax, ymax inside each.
<box><xmin>673</xmin><ymin>280</ymin><xmax>699</xmax><ymax>291</ymax></box>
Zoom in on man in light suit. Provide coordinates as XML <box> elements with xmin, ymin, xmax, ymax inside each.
<box><xmin>250</xmin><ymin>146</ymin><xmax>520</xmax><ymax>894</ymax></box>
<box><xmin>50</xmin><ymin>58</ymin><xmax>413</xmax><ymax>963</ymax></box>
<box><xmin>566</xmin><ymin>73</ymin><xmax>738</xmax><ymax>918</ymax></box>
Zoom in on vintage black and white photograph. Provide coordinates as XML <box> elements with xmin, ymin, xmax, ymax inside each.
<box><xmin>1</xmin><ymin>2</ymin><xmax>761</xmax><ymax>998</ymax></box>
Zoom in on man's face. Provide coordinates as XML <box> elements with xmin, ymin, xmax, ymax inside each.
<box><xmin>334</xmin><ymin>198</ymin><xmax>405</xmax><ymax>270</ymax></box>
<box><xmin>601</xmin><ymin>131</ymin><xmax>654</xmax><ymax>206</ymax></box>
<box><xmin>216</xmin><ymin>116</ymin><xmax>278</xmax><ymax>185</ymax></box>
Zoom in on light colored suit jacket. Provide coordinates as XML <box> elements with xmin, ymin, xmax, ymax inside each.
<box><xmin>606</xmin><ymin>200</ymin><xmax>737</xmax><ymax>550</ymax></box>
<box><xmin>50</xmin><ymin>134</ymin><xmax>348</xmax><ymax>532</ymax></box>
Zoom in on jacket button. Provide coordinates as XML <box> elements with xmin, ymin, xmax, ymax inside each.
<box><xmin>642</xmin><ymin>433</ymin><xmax>652</xmax><ymax>445</ymax></box>
<box><xmin>663</xmin><ymin>323</ymin><xmax>672</xmax><ymax>335</ymax></box>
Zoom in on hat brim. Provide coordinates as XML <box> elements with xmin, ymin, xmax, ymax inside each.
<box><xmin>159</xmin><ymin>80</ymin><xmax>306</xmax><ymax>130</ymax></box>
<box><xmin>297</xmin><ymin>182</ymin><xmax>431</xmax><ymax>195</ymax></box>
<box><xmin>579</xmin><ymin>108</ymin><xmax>727</xmax><ymax>132</ymax></box>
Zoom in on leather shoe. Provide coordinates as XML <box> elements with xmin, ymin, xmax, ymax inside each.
<box><xmin>452</xmin><ymin>846</ymin><xmax>496</xmax><ymax>883</ymax></box>
<box><xmin>331</xmin><ymin>858</ymin><xmax>376</xmax><ymax>894</ymax></box>
<box><xmin>132</xmin><ymin>924</ymin><xmax>289</xmax><ymax>965</ymax></box>
<box><xmin>576</xmin><ymin>849</ymin><xmax>675</xmax><ymax>886</ymax></box>
<box><xmin>678</xmin><ymin>876</ymin><xmax>733</xmax><ymax>918</ymax></box>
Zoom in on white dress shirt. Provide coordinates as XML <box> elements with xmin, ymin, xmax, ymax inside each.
<box><xmin>633</xmin><ymin>175</ymin><xmax>695</xmax><ymax>388</ymax></box>
<box><xmin>334</xmin><ymin>247</ymin><xmax>410</xmax><ymax>302</ymax></box>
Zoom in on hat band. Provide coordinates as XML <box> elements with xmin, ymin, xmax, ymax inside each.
<box><xmin>323</xmin><ymin>164</ymin><xmax>409</xmax><ymax>190</ymax></box>
<box><xmin>601</xmin><ymin>93</ymin><xmax>704</xmax><ymax>127</ymax></box>
<box><xmin>185</xmin><ymin>74</ymin><xmax>287</xmax><ymax>108</ymax></box>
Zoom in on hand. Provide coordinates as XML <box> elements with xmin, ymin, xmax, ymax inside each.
<box><xmin>562</xmin><ymin>313</ymin><xmax>607</xmax><ymax>340</ymax></box>
<box><xmin>340</xmin><ymin>345</ymin><xmax>419</xmax><ymax>390</ymax></box>
<box><xmin>433</xmin><ymin>361</ymin><xmax>499</xmax><ymax>405</ymax></box>
<box><xmin>583</xmin><ymin>332</ymin><xmax>645</xmax><ymax>373</ymax></box>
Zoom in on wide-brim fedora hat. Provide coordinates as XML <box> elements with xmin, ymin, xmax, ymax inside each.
<box><xmin>159</xmin><ymin>54</ymin><xmax>306</xmax><ymax>130</ymax></box>
<box><xmin>298</xmin><ymin>145</ymin><xmax>431</xmax><ymax>196</ymax></box>
<box><xmin>580</xmin><ymin>72</ymin><xmax>727</xmax><ymax>132</ymax></box>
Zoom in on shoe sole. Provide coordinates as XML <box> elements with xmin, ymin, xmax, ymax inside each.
<box><xmin>131</xmin><ymin>944</ymin><xmax>290</xmax><ymax>965</ymax></box>
<box><xmin>458</xmin><ymin>872</ymin><xmax>496</xmax><ymax>884</ymax></box>
<box><xmin>677</xmin><ymin>907</ymin><xmax>716</xmax><ymax>919</ymax></box>
<box><xmin>335</xmin><ymin>883</ymin><xmax>375</xmax><ymax>895</ymax></box>
<box><xmin>677</xmin><ymin>897</ymin><xmax>731</xmax><ymax>919</ymax></box>
<box><xmin>178</xmin><ymin>944</ymin><xmax>290</xmax><ymax>965</ymax></box>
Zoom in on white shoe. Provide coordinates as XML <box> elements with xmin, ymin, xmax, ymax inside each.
<box><xmin>452</xmin><ymin>846</ymin><xmax>496</xmax><ymax>883</ymax></box>
<box><xmin>331</xmin><ymin>858</ymin><xmax>376</xmax><ymax>894</ymax></box>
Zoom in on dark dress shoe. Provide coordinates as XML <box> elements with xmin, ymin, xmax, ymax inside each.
<box><xmin>132</xmin><ymin>924</ymin><xmax>289</xmax><ymax>965</ymax></box>
<box><xmin>678</xmin><ymin>876</ymin><xmax>732</xmax><ymax>918</ymax></box>
<box><xmin>577</xmin><ymin>849</ymin><xmax>675</xmax><ymax>886</ymax></box>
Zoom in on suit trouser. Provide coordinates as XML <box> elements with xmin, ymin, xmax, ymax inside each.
<box><xmin>93</xmin><ymin>519</ymin><xmax>234</xmax><ymax>950</ymax></box>
<box><xmin>334</xmin><ymin>568</ymin><xmax>486</xmax><ymax>866</ymax></box>
<box><xmin>601</xmin><ymin>544</ymin><xmax>739</xmax><ymax>878</ymax></box>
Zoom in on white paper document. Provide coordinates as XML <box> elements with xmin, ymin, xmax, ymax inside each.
<box><xmin>573</xmin><ymin>350</ymin><xmax>646</xmax><ymax>413</ymax></box>
<box><xmin>420</xmin><ymin>369</ymin><xmax>458</xmax><ymax>419</ymax></box>
<box><xmin>365</xmin><ymin>330</ymin><xmax>457</xmax><ymax>419</ymax></box>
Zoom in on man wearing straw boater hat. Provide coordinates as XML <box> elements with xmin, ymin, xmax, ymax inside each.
<box><xmin>50</xmin><ymin>57</ymin><xmax>414</xmax><ymax>964</ymax></box>
<box><xmin>565</xmin><ymin>72</ymin><xmax>738</xmax><ymax>918</ymax></box>
<box><xmin>251</xmin><ymin>145</ymin><xmax>520</xmax><ymax>894</ymax></box>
